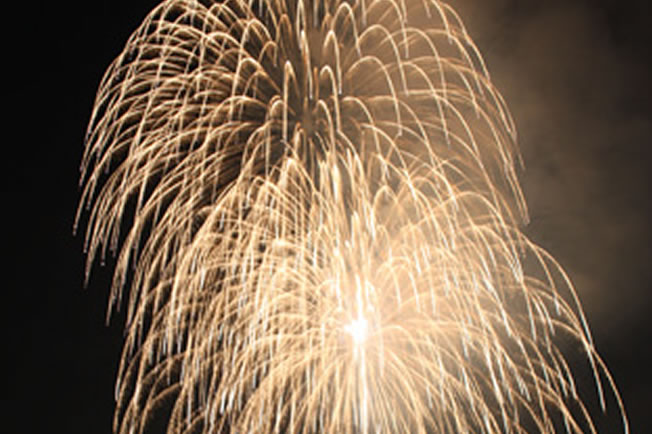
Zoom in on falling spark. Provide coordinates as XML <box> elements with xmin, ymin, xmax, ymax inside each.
<box><xmin>77</xmin><ymin>0</ymin><xmax>628</xmax><ymax>433</ymax></box>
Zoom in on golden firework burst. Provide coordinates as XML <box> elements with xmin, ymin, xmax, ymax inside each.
<box><xmin>77</xmin><ymin>0</ymin><xmax>628</xmax><ymax>432</ymax></box>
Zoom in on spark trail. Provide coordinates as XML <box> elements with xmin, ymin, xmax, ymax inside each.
<box><xmin>77</xmin><ymin>0</ymin><xmax>628</xmax><ymax>432</ymax></box>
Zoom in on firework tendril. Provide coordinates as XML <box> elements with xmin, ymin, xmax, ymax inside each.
<box><xmin>77</xmin><ymin>0</ymin><xmax>628</xmax><ymax>432</ymax></box>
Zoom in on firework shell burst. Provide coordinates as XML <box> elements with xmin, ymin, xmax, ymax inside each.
<box><xmin>77</xmin><ymin>0</ymin><xmax>628</xmax><ymax>432</ymax></box>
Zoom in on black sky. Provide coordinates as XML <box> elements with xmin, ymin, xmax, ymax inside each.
<box><xmin>13</xmin><ymin>0</ymin><xmax>651</xmax><ymax>432</ymax></box>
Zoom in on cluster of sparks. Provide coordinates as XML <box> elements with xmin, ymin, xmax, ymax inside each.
<box><xmin>77</xmin><ymin>0</ymin><xmax>627</xmax><ymax>432</ymax></box>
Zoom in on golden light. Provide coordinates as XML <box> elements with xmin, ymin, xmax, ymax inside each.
<box><xmin>344</xmin><ymin>317</ymin><xmax>369</xmax><ymax>346</ymax></box>
<box><xmin>77</xmin><ymin>0</ymin><xmax>628</xmax><ymax>432</ymax></box>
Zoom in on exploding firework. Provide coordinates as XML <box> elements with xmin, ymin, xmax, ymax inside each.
<box><xmin>77</xmin><ymin>0</ymin><xmax>627</xmax><ymax>432</ymax></box>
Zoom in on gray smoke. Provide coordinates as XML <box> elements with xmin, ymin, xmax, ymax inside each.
<box><xmin>452</xmin><ymin>0</ymin><xmax>651</xmax><ymax>430</ymax></box>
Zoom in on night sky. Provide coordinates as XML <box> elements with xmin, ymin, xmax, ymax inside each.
<box><xmin>13</xmin><ymin>0</ymin><xmax>651</xmax><ymax>432</ymax></box>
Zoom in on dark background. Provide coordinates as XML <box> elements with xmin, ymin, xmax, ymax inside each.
<box><xmin>12</xmin><ymin>0</ymin><xmax>650</xmax><ymax>432</ymax></box>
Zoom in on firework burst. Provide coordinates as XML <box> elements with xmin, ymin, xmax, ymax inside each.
<box><xmin>77</xmin><ymin>0</ymin><xmax>627</xmax><ymax>432</ymax></box>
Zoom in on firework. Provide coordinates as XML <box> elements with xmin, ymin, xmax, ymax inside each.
<box><xmin>77</xmin><ymin>0</ymin><xmax>627</xmax><ymax>432</ymax></box>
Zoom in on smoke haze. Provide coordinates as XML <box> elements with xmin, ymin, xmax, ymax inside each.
<box><xmin>456</xmin><ymin>0</ymin><xmax>652</xmax><ymax>429</ymax></box>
